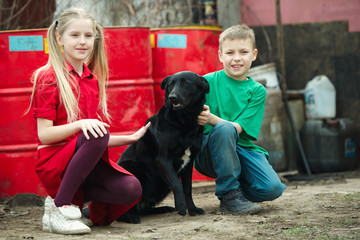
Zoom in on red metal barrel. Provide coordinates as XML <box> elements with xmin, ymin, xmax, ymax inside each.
<box><xmin>103</xmin><ymin>27</ymin><xmax>155</xmax><ymax>161</ymax></box>
<box><xmin>0</xmin><ymin>27</ymin><xmax>154</xmax><ymax>197</ymax></box>
<box><xmin>0</xmin><ymin>29</ymin><xmax>49</xmax><ymax>89</ymax></box>
<box><xmin>151</xmin><ymin>26</ymin><xmax>223</xmax><ymax>181</ymax></box>
<box><xmin>0</xmin><ymin>29</ymin><xmax>48</xmax><ymax>197</ymax></box>
<box><xmin>151</xmin><ymin>26</ymin><xmax>223</xmax><ymax>112</ymax></box>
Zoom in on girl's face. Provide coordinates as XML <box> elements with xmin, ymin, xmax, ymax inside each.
<box><xmin>57</xmin><ymin>19</ymin><xmax>95</xmax><ymax>68</ymax></box>
<box><xmin>218</xmin><ymin>38</ymin><xmax>258</xmax><ymax>81</ymax></box>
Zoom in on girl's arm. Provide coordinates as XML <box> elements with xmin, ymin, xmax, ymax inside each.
<box><xmin>197</xmin><ymin>105</ymin><xmax>243</xmax><ymax>134</ymax></box>
<box><xmin>37</xmin><ymin>118</ymin><xmax>110</xmax><ymax>145</ymax></box>
<box><xmin>108</xmin><ymin>122</ymin><xmax>151</xmax><ymax>147</ymax></box>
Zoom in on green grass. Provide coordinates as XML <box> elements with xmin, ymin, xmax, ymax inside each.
<box><xmin>282</xmin><ymin>226</ymin><xmax>308</xmax><ymax>237</ymax></box>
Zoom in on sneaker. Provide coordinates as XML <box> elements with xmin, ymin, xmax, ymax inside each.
<box><xmin>58</xmin><ymin>204</ymin><xmax>82</xmax><ymax>220</ymax></box>
<box><xmin>80</xmin><ymin>217</ymin><xmax>93</xmax><ymax>227</ymax></box>
<box><xmin>42</xmin><ymin>196</ymin><xmax>53</xmax><ymax>232</ymax></box>
<box><xmin>80</xmin><ymin>207</ymin><xmax>93</xmax><ymax>227</ymax></box>
<box><xmin>42</xmin><ymin>196</ymin><xmax>91</xmax><ymax>235</ymax></box>
<box><xmin>220</xmin><ymin>190</ymin><xmax>261</xmax><ymax>215</ymax></box>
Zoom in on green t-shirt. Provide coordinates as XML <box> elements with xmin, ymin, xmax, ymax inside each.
<box><xmin>204</xmin><ymin>70</ymin><xmax>268</xmax><ymax>156</ymax></box>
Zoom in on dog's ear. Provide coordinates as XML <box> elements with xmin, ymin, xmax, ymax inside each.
<box><xmin>161</xmin><ymin>76</ymin><xmax>171</xmax><ymax>90</ymax></box>
<box><xmin>200</xmin><ymin>76</ymin><xmax>210</xmax><ymax>93</ymax></box>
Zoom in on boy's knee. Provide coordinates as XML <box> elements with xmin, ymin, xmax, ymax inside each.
<box><xmin>212</xmin><ymin>121</ymin><xmax>237</xmax><ymax>137</ymax></box>
<box><xmin>245</xmin><ymin>180</ymin><xmax>286</xmax><ymax>202</ymax></box>
<box><xmin>252</xmin><ymin>181</ymin><xmax>286</xmax><ymax>202</ymax></box>
<box><xmin>264</xmin><ymin>182</ymin><xmax>285</xmax><ymax>201</ymax></box>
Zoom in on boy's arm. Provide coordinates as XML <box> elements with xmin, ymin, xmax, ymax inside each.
<box><xmin>198</xmin><ymin>105</ymin><xmax>242</xmax><ymax>134</ymax></box>
<box><xmin>208</xmin><ymin>113</ymin><xmax>242</xmax><ymax>134</ymax></box>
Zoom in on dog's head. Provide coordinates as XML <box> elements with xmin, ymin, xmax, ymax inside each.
<box><xmin>160</xmin><ymin>71</ymin><xmax>210</xmax><ymax>111</ymax></box>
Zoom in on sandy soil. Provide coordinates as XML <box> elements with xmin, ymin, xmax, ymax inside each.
<box><xmin>1</xmin><ymin>170</ymin><xmax>360</xmax><ymax>240</ymax></box>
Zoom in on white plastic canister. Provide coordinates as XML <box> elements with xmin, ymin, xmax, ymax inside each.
<box><xmin>247</xmin><ymin>63</ymin><xmax>279</xmax><ymax>88</ymax></box>
<box><xmin>304</xmin><ymin>75</ymin><xmax>336</xmax><ymax>119</ymax></box>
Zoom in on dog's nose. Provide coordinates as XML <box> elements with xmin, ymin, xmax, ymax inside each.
<box><xmin>169</xmin><ymin>93</ymin><xmax>177</xmax><ymax>101</ymax></box>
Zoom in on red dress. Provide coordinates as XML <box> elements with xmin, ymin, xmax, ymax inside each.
<box><xmin>32</xmin><ymin>63</ymin><xmax>138</xmax><ymax>225</ymax></box>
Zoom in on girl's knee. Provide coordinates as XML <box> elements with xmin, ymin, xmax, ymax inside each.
<box><xmin>84</xmin><ymin>129</ymin><xmax>110</xmax><ymax>150</ymax></box>
<box><xmin>94</xmin><ymin>129</ymin><xmax>110</xmax><ymax>146</ymax></box>
<box><xmin>114</xmin><ymin>176</ymin><xmax>142</xmax><ymax>205</ymax></box>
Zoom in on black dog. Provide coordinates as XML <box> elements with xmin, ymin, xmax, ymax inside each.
<box><xmin>117</xmin><ymin>71</ymin><xmax>209</xmax><ymax>223</ymax></box>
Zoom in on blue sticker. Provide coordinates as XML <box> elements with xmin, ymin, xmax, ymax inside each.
<box><xmin>9</xmin><ymin>35</ymin><xmax>44</xmax><ymax>51</ymax></box>
<box><xmin>157</xmin><ymin>34</ymin><xmax>187</xmax><ymax>49</ymax></box>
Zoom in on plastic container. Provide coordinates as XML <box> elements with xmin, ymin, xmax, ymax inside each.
<box><xmin>300</xmin><ymin>118</ymin><xmax>359</xmax><ymax>173</ymax></box>
<box><xmin>247</xmin><ymin>63</ymin><xmax>279</xmax><ymax>88</ymax></box>
<box><xmin>255</xmin><ymin>88</ymin><xmax>287</xmax><ymax>171</ymax></box>
<box><xmin>304</xmin><ymin>75</ymin><xmax>336</xmax><ymax>119</ymax></box>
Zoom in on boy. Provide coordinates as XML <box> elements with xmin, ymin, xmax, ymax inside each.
<box><xmin>196</xmin><ymin>24</ymin><xmax>286</xmax><ymax>215</ymax></box>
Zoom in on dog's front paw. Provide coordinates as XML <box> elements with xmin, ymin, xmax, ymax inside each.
<box><xmin>188</xmin><ymin>207</ymin><xmax>206</xmax><ymax>216</ymax></box>
<box><xmin>175</xmin><ymin>201</ymin><xmax>187</xmax><ymax>216</ymax></box>
<box><xmin>117</xmin><ymin>212</ymin><xmax>141</xmax><ymax>224</ymax></box>
<box><xmin>177</xmin><ymin>208</ymin><xmax>187</xmax><ymax>216</ymax></box>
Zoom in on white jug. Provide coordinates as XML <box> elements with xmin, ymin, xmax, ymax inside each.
<box><xmin>304</xmin><ymin>75</ymin><xmax>336</xmax><ymax>119</ymax></box>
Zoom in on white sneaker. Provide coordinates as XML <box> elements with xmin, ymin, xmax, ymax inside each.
<box><xmin>42</xmin><ymin>196</ymin><xmax>53</xmax><ymax>232</ymax></box>
<box><xmin>80</xmin><ymin>217</ymin><xmax>93</xmax><ymax>227</ymax></box>
<box><xmin>42</xmin><ymin>196</ymin><xmax>91</xmax><ymax>235</ymax></box>
<box><xmin>58</xmin><ymin>204</ymin><xmax>82</xmax><ymax>220</ymax></box>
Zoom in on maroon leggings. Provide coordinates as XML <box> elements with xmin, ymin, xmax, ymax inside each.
<box><xmin>54</xmin><ymin>131</ymin><xmax>142</xmax><ymax>207</ymax></box>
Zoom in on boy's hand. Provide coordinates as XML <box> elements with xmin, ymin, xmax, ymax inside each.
<box><xmin>197</xmin><ymin>105</ymin><xmax>210</xmax><ymax>126</ymax></box>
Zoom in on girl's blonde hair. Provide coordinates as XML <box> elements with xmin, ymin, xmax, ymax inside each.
<box><xmin>29</xmin><ymin>7</ymin><xmax>109</xmax><ymax>123</ymax></box>
<box><xmin>219</xmin><ymin>24</ymin><xmax>256</xmax><ymax>52</ymax></box>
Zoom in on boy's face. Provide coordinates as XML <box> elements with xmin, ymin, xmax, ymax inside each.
<box><xmin>218</xmin><ymin>38</ymin><xmax>257</xmax><ymax>81</ymax></box>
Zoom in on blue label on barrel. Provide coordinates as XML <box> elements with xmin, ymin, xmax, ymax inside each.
<box><xmin>157</xmin><ymin>34</ymin><xmax>187</xmax><ymax>49</ymax></box>
<box><xmin>9</xmin><ymin>35</ymin><xmax>44</xmax><ymax>51</ymax></box>
<box><xmin>345</xmin><ymin>137</ymin><xmax>356</xmax><ymax>158</ymax></box>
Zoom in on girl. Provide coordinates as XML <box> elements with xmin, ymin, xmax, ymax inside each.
<box><xmin>28</xmin><ymin>8</ymin><xmax>150</xmax><ymax>234</ymax></box>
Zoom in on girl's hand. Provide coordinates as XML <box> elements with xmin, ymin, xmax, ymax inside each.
<box><xmin>131</xmin><ymin>122</ymin><xmax>151</xmax><ymax>142</ymax></box>
<box><xmin>108</xmin><ymin>122</ymin><xmax>151</xmax><ymax>147</ymax></box>
<box><xmin>197</xmin><ymin>105</ymin><xmax>210</xmax><ymax>126</ymax></box>
<box><xmin>78</xmin><ymin>119</ymin><xmax>110</xmax><ymax>140</ymax></box>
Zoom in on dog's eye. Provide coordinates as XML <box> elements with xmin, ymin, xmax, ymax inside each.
<box><xmin>181</xmin><ymin>81</ymin><xmax>188</xmax><ymax>86</ymax></box>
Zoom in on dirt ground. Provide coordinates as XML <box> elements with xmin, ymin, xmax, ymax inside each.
<box><xmin>1</xmin><ymin>170</ymin><xmax>360</xmax><ymax>240</ymax></box>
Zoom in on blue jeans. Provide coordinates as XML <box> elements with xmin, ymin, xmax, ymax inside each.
<box><xmin>195</xmin><ymin>121</ymin><xmax>286</xmax><ymax>202</ymax></box>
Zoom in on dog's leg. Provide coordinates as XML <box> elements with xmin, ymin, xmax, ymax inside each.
<box><xmin>116</xmin><ymin>206</ymin><xmax>141</xmax><ymax>224</ymax></box>
<box><xmin>156</xmin><ymin>158</ymin><xmax>187</xmax><ymax>216</ymax></box>
<box><xmin>139</xmin><ymin>206</ymin><xmax>176</xmax><ymax>215</ymax></box>
<box><xmin>180</xmin><ymin>160</ymin><xmax>206</xmax><ymax>216</ymax></box>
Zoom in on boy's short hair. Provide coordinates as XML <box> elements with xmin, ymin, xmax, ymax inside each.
<box><xmin>219</xmin><ymin>24</ymin><xmax>256</xmax><ymax>51</ymax></box>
